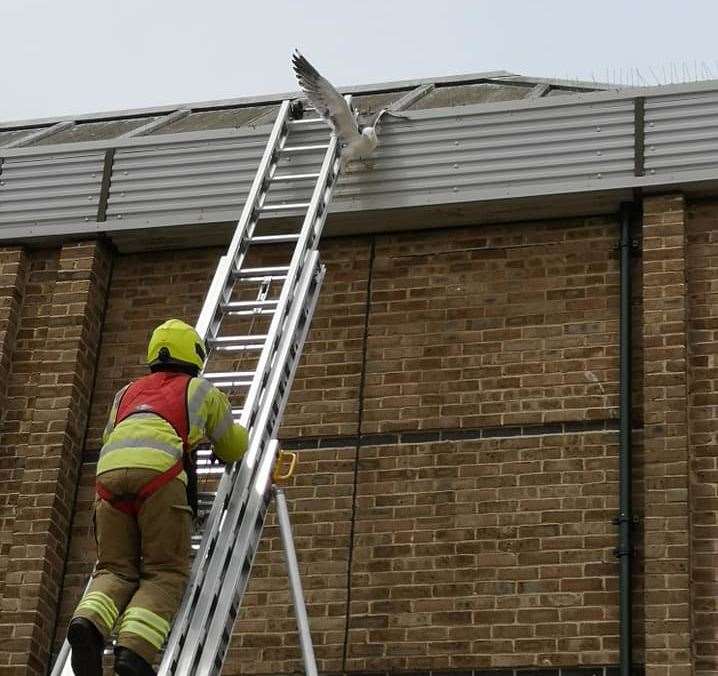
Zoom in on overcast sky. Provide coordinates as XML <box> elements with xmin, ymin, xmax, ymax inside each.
<box><xmin>1</xmin><ymin>0</ymin><xmax>717</xmax><ymax>123</ymax></box>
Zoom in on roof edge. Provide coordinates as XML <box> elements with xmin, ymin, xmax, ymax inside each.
<box><xmin>0</xmin><ymin>68</ymin><xmax>611</xmax><ymax>131</ymax></box>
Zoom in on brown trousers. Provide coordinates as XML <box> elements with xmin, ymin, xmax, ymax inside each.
<box><xmin>73</xmin><ymin>468</ymin><xmax>192</xmax><ymax>664</ymax></box>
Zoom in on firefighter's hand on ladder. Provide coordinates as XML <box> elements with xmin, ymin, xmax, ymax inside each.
<box><xmin>273</xmin><ymin>448</ymin><xmax>298</xmax><ymax>483</ymax></box>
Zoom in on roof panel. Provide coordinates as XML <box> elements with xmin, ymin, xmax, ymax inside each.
<box><xmin>0</xmin><ymin>129</ymin><xmax>30</xmax><ymax>147</ymax></box>
<box><xmin>152</xmin><ymin>106</ymin><xmax>279</xmax><ymax>135</ymax></box>
<box><xmin>412</xmin><ymin>83</ymin><xmax>530</xmax><ymax>110</ymax></box>
<box><xmin>353</xmin><ymin>90</ymin><xmax>412</xmax><ymax>114</ymax></box>
<box><xmin>33</xmin><ymin>118</ymin><xmax>158</xmax><ymax>145</ymax></box>
<box><xmin>547</xmin><ymin>87</ymin><xmax>588</xmax><ymax>97</ymax></box>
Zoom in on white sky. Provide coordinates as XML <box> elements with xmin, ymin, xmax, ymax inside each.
<box><xmin>1</xmin><ymin>0</ymin><xmax>717</xmax><ymax>123</ymax></box>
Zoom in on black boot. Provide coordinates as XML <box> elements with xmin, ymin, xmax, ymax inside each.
<box><xmin>114</xmin><ymin>646</ymin><xmax>156</xmax><ymax>676</ymax></box>
<box><xmin>67</xmin><ymin>617</ymin><xmax>104</xmax><ymax>676</ymax></box>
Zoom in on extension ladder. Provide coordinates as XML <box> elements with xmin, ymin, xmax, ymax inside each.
<box><xmin>51</xmin><ymin>97</ymin><xmax>345</xmax><ymax>675</ymax></box>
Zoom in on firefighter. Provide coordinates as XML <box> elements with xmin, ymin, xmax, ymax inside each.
<box><xmin>67</xmin><ymin>319</ymin><xmax>249</xmax><ymax>676</ymax></box>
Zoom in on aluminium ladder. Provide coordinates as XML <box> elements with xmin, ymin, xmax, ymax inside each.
<box><xmin>52</xmin><ymin>97</ymin><xmax>346</xmax><ymax>675</ymax></box>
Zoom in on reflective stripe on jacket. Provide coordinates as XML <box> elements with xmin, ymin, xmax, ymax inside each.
<box><xmin>97</xmin><ymin>376</ymin><xmax>248</xmax><ymax>478</ymax></box>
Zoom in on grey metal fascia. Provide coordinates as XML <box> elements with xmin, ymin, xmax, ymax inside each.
<box><xmin>118</xmin><ymin>108</ymin><xmax>192</xmax><ymax>138</ymax></box>
<box><xmin>2</xmin><ymin>169</ymin><xmax>709</xmax><ymax>244</ymax></box>
<box><xmin>0</xmin><ymin>70</ymin><xmax>515</xmax><ymax>131</ymax></box>
<box><xmin>1</xmin><ymin>121</ymin><xmax>74</xmax><ymax>148</ymax></box>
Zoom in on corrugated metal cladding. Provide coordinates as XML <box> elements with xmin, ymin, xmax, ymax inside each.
<box><xmin>102</xmin><ymin>97</ymin><xmax>635</xmax><ymax>226</ymax></box>
<box><xmin>644</xmin><ymin>90</ymin><xmax>718</xmax><ymax>175</ymax></box>
<box><xmin>0</xmin><ymin>151</ymin><xmax>104</xmax><ymax>227</ymax></box>
<box><xmin>4</xmin><ymin>83</ymin><xmax>718</xmax><ymax>239</ymax></box>
<box><xmin>107</xmin><ymin>133</ymin><xmax>267</xmax><ymax>222</ymax></box>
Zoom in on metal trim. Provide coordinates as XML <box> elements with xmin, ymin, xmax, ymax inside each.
<box><xmin>118</xmin><ymin>108</ymin><xmax>192</xmax><ymax>138</ymax></box>
<box><xmin>388</xmin><ymin>84</ymin><xmax>435</xmax><ymax>111</ymax></box>
<box><xmin>634</xmin><ymin>98</ymin><xmax>645</xmax><ymax>176</ymax></box>
<box><xmin>96</xmin><ymin>149</ymin><xmax>116</xmax><ymax>221</ymax></box>
<box><xmin>528</xmin><ymin>83</ymin><xmax>551</xmax><ymax>98</ymax></box>
<box><xmin>1</xmin><ymin>121</ymin><xmax>74</xmax><ymax>148</ymax></box>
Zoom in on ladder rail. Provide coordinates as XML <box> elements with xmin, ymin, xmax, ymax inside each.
<box><xmin>164</xmin><ymin>254</ymin><xmax>325</xmax><ymax>674</ymax></box>
<box><xmin>158</xmin><ymin>109</ymin><xmax>293</xmax><ymax>668</ymax></box>
<box><xmin>195</xmin><ymin>258</ymin><xmax>326</xmax><ymax>675</ymax></box>
<box><xmin>162</xmin><ymin>112</ymin><xmax>342</xmax><ymax>671</ymax></box>
<box><xmin>183</xmin><ymin>111</ymin><xmax>336</xmax><ymax>603</ymax></box>
<box><xmin>195</xmin><ymin>100</ymin><xmax>291</xmax><ymax>341</ymax></box>
<box><xmin>162</xmin><ymin>141</ymin><xmax>338</xmax><ymax>668</ymax></box>
<box><xmin>164</xmin><ymin>100</ymin><xmax>345</xmax><ymax>672</ymax></box>
<box><xmin>275</xmin><ymin>486</ymin><xmax>318</xmax><ymax>676</ymax></box>
<box><xmin>168</xmin><ymin>102</ymin><xmax>296</xmax><ymax>641</ymax></box>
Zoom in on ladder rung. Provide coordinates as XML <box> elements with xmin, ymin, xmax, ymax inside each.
<box><xmin>220</xmin><ymin>299</ymin><xmax>279</xmax><ymax>314</ymax></box>
<box><xmin>233</xmin><ymin>265</ymin><xmax>290</xmax><ymax>279</ymax></box>
<box><xmin>203</xmin><ymin>369</ymin><xmax>256</xmax><ymax>378</ymax></box>
<box><xmin>196</xmin><ymin>465</ymin><xmax>223</xmax><ymax>476</ymax></box>
<box><xmin>221</xmin><ymin>308</ymin><xmax>275</xmax><ymax>317</ymax></box>
<box><xmin>282</xmin><ymin>144</ymin><xmax>329</xmax><ymax>153</ymax></box>
<box><xmin>261</xmin><ymin>202</ymin><xmax>310</xmax><ymax>212</ymax></box>
<box><xmin>208</xmin><ymin>344</ymin><xmax>265</xmax><ymax>353</ymax></box>
<box><xmin>209</xmin><ymin>335</ymin><xmax>268</xmax><ymax>346</ymax></box>
<box><xmin>202</xmin><ymin>373</ymin><xmax>255</xmax><ymax>387</ymax></box>
<box><xmin>272</xmin><ymin>172</ymin><xmax>321</xmax><ymax>182</ymax></box>
<box><xmin>288</xmin><ymin>117</ymin><xmax>324</xmax><ymax>126</ymax></box>
<box><xmin>250</xmin><ymin>234</ymin><xmax>301</xmax><ymax>244</ymax></box>
<box><xmin>204</xmin><ymin>377</ymin><xmax>255</xmax><ymax>387</ymax></box>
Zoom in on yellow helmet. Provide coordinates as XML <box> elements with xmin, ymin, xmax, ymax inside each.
<box><xmin>147</xmin><ymin>319</ymin><xmax>207</xmax><ymax>371</ymax></box>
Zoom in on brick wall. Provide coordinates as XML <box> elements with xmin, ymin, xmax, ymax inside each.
<box><xmin>5</xmin><ymin>204</ymin><xmax>707</xmax><ymax>674</ymax></box>
<box><xmin>347</xmin><ymin>433</ymin><xmax>621</xmax><ymax>672</ymax></box>
<box><xmin>687</xmin><ymin>200</ymin><xmax>718</xmax><ymax>676</ymax></box>
<box><xmin>0</xmin><ymin>241</ymin><xmax>111</xmax><ymax>674</ymax></box>
<box><xmin>364</xmin><ymin>218</ymin><xmax>620</xmax><ymax>434</ymax></box>
<box><xmin>0</xmin><ymin>248</ymin><xmax>60</xmax><ymax>637</ymax></box>
<box><xmin>0</xmin><ymin>246</ymin><xmax>28</xmax><ymax>597</ymax></box>
<box><xmin>641</xmin><ymin>195</ymin><xmax>691</xmax><ymax>676</ymax></box>
<box><xmin>0</xmin><ymin>247</ymin><xmax>27</xmax><ymax>418</ymax></box>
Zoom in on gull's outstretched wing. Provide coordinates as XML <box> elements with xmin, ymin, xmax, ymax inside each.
<box><xmin>292</xmin><ymin>50</ymin><xmax>359</xmax><ymax>145</ymax></box>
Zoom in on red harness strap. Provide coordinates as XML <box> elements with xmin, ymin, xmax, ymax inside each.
<box><xmin>96</xmin><ymin>372</ymin><xmax>192</xmax><ymax>516</ymax></box>
<box><xmin>96</xmin><ymin>460</ymin><xmax>184</xmax><ymax>517</ymax></box>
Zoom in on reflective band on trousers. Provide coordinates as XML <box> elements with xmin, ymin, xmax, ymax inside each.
<box><xmin>76</xmin><ymin>591</ymin><xmax>119</xmax><ymax>632</ymax></box>
<box><xmin>118</xmin><ymin>607</ymin><xmax>170</xmax><ymax>650</ymax></box>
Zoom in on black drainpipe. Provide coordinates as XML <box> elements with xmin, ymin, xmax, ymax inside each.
<box><xmin>616</xmin><ymin>201</ymin><xmax>635</xmax><ymax>676</ymax></box>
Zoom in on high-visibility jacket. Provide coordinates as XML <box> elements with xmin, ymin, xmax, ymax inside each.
<box><xmin>98</xmin><ymin>372</ymin><xmax>248</xmax><ymax>481</ymax></box>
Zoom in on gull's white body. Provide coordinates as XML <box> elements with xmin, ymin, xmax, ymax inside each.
<box><xmin>344</xmin><ymin>126</ymin><xmax>378</xmax><ymax>162</ymax></box>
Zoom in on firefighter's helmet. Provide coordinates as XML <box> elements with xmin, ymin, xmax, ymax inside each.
<box><xmin>147</xmin><ymin>319</ymin><xmax>206</xmax><ymax>372</ymax></box>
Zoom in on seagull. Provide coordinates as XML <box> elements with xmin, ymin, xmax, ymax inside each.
<box><xmin>291</xmin><ymin>50</ymin><xmax>405</xmax><ymax>167</ymax></box>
